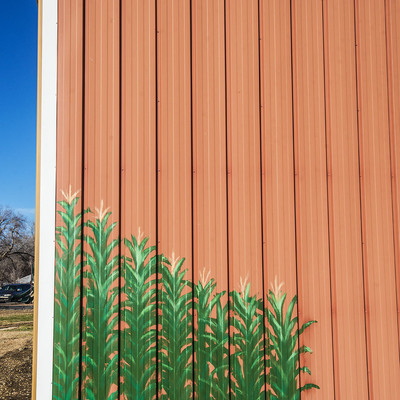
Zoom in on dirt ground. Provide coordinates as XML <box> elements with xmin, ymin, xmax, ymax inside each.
<box><xmin>0</xmin><ymin>307</ymin><xmax>33</xmax><ymax>400</ymax></box>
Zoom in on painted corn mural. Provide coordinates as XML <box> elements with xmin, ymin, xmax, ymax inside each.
<box><xmin>53</xmin><ymin>195</ymin><xmax>319</xmax><ymax>399</ymax></box>
<box><xmin>38</xmin><ymin>0</ymin><xmax>400</xmax><ymax>399</ymax></box>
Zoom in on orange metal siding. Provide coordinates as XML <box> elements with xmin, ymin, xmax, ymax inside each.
<box><xmin>54</xmin><ymin>0</ymin><xmax>400</xmax><ymax>398</ymax></box>
<box><xmin>191</xmin><ymin>1</ymin><xmax>228</xmax><ymax>395</ymax></box>
<box><xmin>291</xmin><ymin>1</ymin><xmax>335</xmax><ymax>398</ymax></box>
<box><xmin>55</xmin><ymin>1</ymin><xmax>84</xmax><ymax>396</ymax></box>
<box><xmin>121</xmin><ymin>0</ymin><xmax>157</xmax><ymax>260</ymax></box>
<box><xmin>225</xmin><ymin>0</ymin><xmax>264</xmax><ymax>394</ymax></box>
<box><xmin>120</xmin><ymin>1</ymin><xmax>157</xmax><ymax>398</ymax></box>
<box><xmin>355</xmin><ymin>0</ymin><xmax>400</xmax><ymax>397</ymax></box>
<box><xmin>157</xmin><ymin>0</ymin><xmax>192</xmax><ymax>265</ymax></box>
<box><xmin>259</xmin><ymin>0</ymin><xmax>297</xmax><ymax>311</ymax></box>
<box><xmin>156</xmin><ymin>1</ymin><xmax>193</xmax><ymax>396</ymax></box>
<box><xmin>386</xmin><ymin>0</ymin><xmax>400</xmax><ymax>356</ymax></box>
<box><xmin>192</xmin><ymin>0</ymin><xmax>228</xmax><ymax>298</ymax></box>
<box><xmin>56</xmin><ymin>0</ymin><xmax>83</xmax><ymax>200</ymax></box>
<box><xmin>225</xmin><ymin>0</ymin><xmax>263</xmax><ymax>296</ymax></box>
<box><xmin>323</xmin><ymin>0</ymin><xmax>369</xmax><ymax>397</ymax></box>
<box><xmin>82</xmin><ymin>0</ymin><xmax>120</xmax><ymax>397</ymax></box>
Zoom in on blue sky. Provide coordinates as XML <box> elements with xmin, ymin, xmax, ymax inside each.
<box><xmin>0</xmin><ymin>1</ymin><xmax>38</xmax><ymax>221</ymax></box>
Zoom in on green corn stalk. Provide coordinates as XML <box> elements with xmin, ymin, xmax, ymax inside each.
<box><xmin>120</xmin><ymin>235</ymin><xmax>157</xmax><ymax>400</ymax></box>
<box><xmin>53</xmin><ymin>196</ymin><xmax>84</xmax><ymax>400</ymax></box>
<box><xmin>209</xmin><ymin>297</ymin><xmax>230</xmax><ymax>400</ymax></box>
<box><xmin>159</xmin><ymin>256</ymin><xmax>193</xmax><ymax>399</ymax></box>
<box><xmin>194</xmin><ymin>276</ymin><xmax>228</xmax><ymax>399</ymax></box>
<box><xmin>230</xmin><ymin>284</ymin><xmax>266</xmax><ymax>400</ymax></box>
<box><xmin>82</xmin><ymin>209</ymin><xmax>119</xmax><ymax>400</ymax></box>
<box><xmin>52</xmin><ymin>197</ymin><xmax>321</xmax><ymax>400</ymax></box>
<box><xmin>266</xmin><ymin>288</ymin><xmax>319</xmax><ymax>400</ymax></box>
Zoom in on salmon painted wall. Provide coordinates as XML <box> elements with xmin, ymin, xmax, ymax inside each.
<box><xmin>53</xmin><ymin>0</ymin><xmax>400</xmax><ymax>399</ymax></box>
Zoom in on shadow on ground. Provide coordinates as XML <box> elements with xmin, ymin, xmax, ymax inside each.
<box><xmin>0</xmin><ymin>341</ymin><xmax>32</xmax><ymax>399</ymax></box>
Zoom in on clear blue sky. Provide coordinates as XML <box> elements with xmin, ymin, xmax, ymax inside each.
<box><xmin>0</xmin><ymin>1</ymin><xmax>38</xmax><ymax>221</ymax></box>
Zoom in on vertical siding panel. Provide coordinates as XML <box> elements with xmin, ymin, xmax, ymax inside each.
<box><xmin>225</xmin><ymin>0</ymin><xmax>263</xmax><ymax>298</ymax></box>
<box><xmin>386</xmin><ymin>0</ymin><xmax>400</xmax><ymax>354</ymax></box>
<box><xmin>192</xmin><ymin>0</ymin><xmax>227</xmax><ymax>295</ymax></box>
<box><xmin>156</xmin><ymin>0</ymin><xmax>193</xmax><ymax>397</ymax></box>
<box><xmin>82</xmin><ymin>0</ymin><xmax>120</xmax><ymax>398</ymax></box>
<box><xmin>156</xmin><ymin>1</ymin><xmax>192</xmax><ymax>264</ymax></box>
<box><xmin>291</xmin><ymin>1</ymin><xmax>335</xmax><ymax>398</ymax></box>
<box><xmin>225</xmin><ymin>0</ymin><xmax>264</xmax><ymax>396</ymax></box>
<box><xmin>323</xmin><ymin>0</ymin><xmax>369</xmax><ymax>397</ymax></box>
<box><xmin>192</xmin><ymin>0</ymin><xmax>228</xmax><ymax>397</ymax></box>
<box><xmin>259</xmin><ymin>0</ymin><xmax>297</xmax><ymax>310</ymax></box>
<box><xmin>120</xmin><ymin>1</ymin><xmax>157</xmax><ymax>398</ymax></box>
<box><xmin>56</xmin><ymin>0</ymin><xmax>83</xmax><ymax>199</ymax></box>
<box><xmin>355</xmin><ymin>0</ymin><xmax>400</xmax><ymax>397</ymax></box>
<box><xmin>54</xmin><ymin>1</ymin><xmax>83</xmax><ymax>398</ymax></box>
<box><xmin>121</xmin><ymin>1</ymin><xmax>156</xmax><ymax>240</ymax></box>
<box><xmin>156</xmin><ymin>0</ymin><xmax>192</xmax><ymax>273</ymax></box>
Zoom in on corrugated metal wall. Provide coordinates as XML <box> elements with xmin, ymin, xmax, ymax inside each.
<box><xmin>55</xmin><ymin>0</ymin><xmax>400</xmax><ymax>398</ymax></box>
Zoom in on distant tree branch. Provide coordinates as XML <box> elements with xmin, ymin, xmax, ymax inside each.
<box><xmin>0</xmin><ymin>206</ymin><xmax>34</xmax><ymax>283</ymax></box>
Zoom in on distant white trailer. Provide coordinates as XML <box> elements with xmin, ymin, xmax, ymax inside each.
<box><xmin>16</xmin><ymin>275</ymin><xmax>32</xmax><ymax>284</ymax></box>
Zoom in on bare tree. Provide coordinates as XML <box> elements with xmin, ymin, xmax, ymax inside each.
<box><xmin>0</xmin><ymin>207</ymin><xmax>34</xmax><ymax>284</ymax></box>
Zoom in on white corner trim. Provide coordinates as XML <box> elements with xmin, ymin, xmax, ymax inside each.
<box><xmin>36</xmin><ymin>0</ymin><xmax>58</xmax><ymax>398</ymax></box>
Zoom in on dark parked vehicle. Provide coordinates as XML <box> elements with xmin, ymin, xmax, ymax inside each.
<box><xmin>0</xmin><ymin>284</ymin><xmax>32</xmax><ymax>303</ymax></box>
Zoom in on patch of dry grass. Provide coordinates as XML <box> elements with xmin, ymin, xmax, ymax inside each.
<box><xmin>0</xmin><ymin>309</ymin><xmax>33</xmax><ymax>399</ymax></box>
<box><xmin>0</xmin><ymin>310</ymin><xmax>33</xmax><ymax>331</ymax></box>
